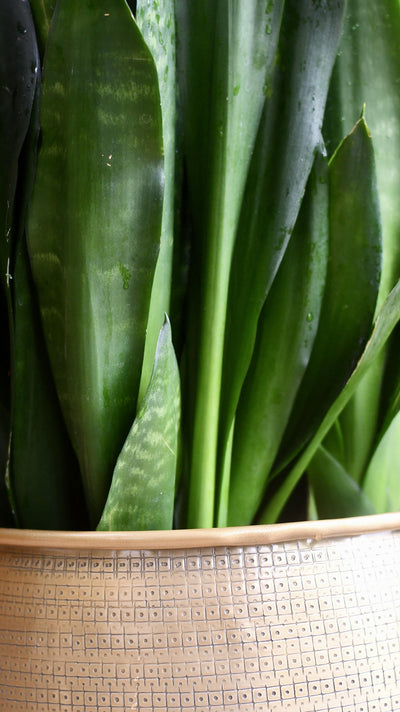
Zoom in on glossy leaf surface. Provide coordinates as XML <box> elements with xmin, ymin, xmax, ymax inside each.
<box><xmin>176</xmin><ymin>0</ymin><xmax>285</xmax><ymax>527</ymax></box>
<box><xmin>27</xmin><ymin>0</ymin><xmax>164</xmax><ymax>524</ymax></box>
<box><xmin>276</xmin><ymin>117</ymin><xmax>382</xmax><ymax>473</ymax></box>
<box><xmin>98</xmin><ymin>318</ymin><xmax>180</xmax><ymax>531</ymax></box>
<box><xmin>227</xmin><ymin>151</ymin><xmax>329</xmax><ymax>526</ymax></box>
<box><xmin>323</xmin><ymin>0</ymin><xmax>400</xmax><ymax>486</ymax></box>
<box><xmin>219</xmin><ymin>0</ymin><xmax>346</xmax><ymax>475</ymax></box>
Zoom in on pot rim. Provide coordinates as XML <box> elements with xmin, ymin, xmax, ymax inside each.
<box><xmin>0</xmin><ymin>512</ymin><xmax>399</xmax><ymax>551</ymax></box>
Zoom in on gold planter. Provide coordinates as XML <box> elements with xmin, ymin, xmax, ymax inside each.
<box><xmin>1</xmin><ymin>513</ymin><xmax>400</xmax><ymax>711</ymax></box>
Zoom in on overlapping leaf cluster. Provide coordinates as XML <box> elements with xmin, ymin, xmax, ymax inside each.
<box><xmin>1</xmin><ymin>0</ymin><xmax>400</xmax><ymax>531</ymax></box>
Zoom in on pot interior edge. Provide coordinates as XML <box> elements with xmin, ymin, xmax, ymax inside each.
<box><xmin>0</xmin><ymin>512</ymin><xmax>399</xmax><ymax>551</ymax></box>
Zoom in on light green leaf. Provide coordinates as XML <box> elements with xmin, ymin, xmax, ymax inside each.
<box><xmin>97</xmin><ymin>318</ymin><xmax>180</xmax><ymax>531</ymax></box>
<box><xmin>176</xmin><ymin>0</ymin><xmax>285</xmax><ymax>527</ymax></box>
<box><xmin>362</xmin><ymin>410</ymin><xmax>400</xmax><ymax>513</ymax></box>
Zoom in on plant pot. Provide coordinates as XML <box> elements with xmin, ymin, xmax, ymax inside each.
<box><xmin>1</xmin><ymin>513</ymin><xmax>400</xmax><ymax>712</ymax></box>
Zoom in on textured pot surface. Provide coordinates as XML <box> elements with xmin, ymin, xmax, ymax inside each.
<box><xmin>0</xmin><ymin>513</ymin><xmax>400</xmax><ymax>712</ymax></box>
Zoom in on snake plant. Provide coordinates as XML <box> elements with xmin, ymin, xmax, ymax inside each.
<box><xmin>1</xmin><ymin>0</ymin><xmax>400</xmax><ymax>531</ymax></box>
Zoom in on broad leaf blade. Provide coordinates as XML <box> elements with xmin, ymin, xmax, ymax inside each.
<box><xmin>27</xmin><ymin>0</ymin><xmax>164</xmax><ymax>525</ymax></box>
<box><xmin>97</xmin><ymin>318</ymin><xmax>180</xmax><ymax>531</ymax></box>
<box><xmin>10</xmin><ymin>238</ymin><xmax>89</xmax><ymax>529</ymax></box>
<box><xmin>227</xmin><ymin>150</ymin><xmax>329</xmax><ymax>526</ymax></box>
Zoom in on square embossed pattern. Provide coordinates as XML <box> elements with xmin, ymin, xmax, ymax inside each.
<box><xmin>1</xmin><ymin>531</ymin><xmax>400</xmax><ymax>711</ymax></box>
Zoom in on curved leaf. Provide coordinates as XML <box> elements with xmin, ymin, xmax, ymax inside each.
<box><xmin>323</xmin><ymin>0</ymin><xmax>400</xmax><ymax>486</ymax></box>
<box><xmin>324</xmin><ymin>0</ymin><xmax>400</xmax><ymax>303</ymax></box>
<box><xmin>258</xmin><ymin>277</ymin><xmax>400</xmax><ymax>523</ymax></box>
<box><xmin>219</xmin><ymin>0</ymin><xmax>346</xmax><ymax>475</ymax></box>
<box><xmin>227</xmin><ymin>150</ymin><xmax>329</xmax><ymax>526</ymax></box>
<box><xmin>362</xmin><ymin>410</ymin><xmax>400</xmax><ymax>514</ymax></box>
<box><xmin>276</xmin><ymin>117</ymin><xmax>382</xmax><ymax>472</ymax></box>
<box><xmin>10</xmin><ymin>238</ymin><xmax>88</xmax><ymax>529</ymax></box>
<box><xmin>98</xmin><ymin>318</ymin><xmax>180</xmax><ymax>531</ymax></box>
<box><xmin>27</xmin><ymin>0</ymin><xmax>56</xmax><ymax>60</ymax></box>
<box><xmin>136</xmin><ymin>0</ymin><xmax>178</xmax><ymax>402</ymax></box>
<box><xmin>0</xmin><ymin>0</ymin><xmax>39</xmax><ymax>292</ymax></box>
<box><xmin>27</xmin><ymin>0</ymin><xmax>164</xmax><ymax>524</ymax></box>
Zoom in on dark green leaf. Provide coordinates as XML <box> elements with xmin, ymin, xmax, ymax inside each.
<box><xmin>27</xmin><ymin>0</ymin><xmax>164</xmax><ymax>525</ymax></box>
<box><xmin>323</xmin><ymin>0</ymin><xmax>400</xmax><ymax>487</ymax></box>
<box><xmin>0</xmin><ymin>0</ymin><xmax>39</xmax><ymax>292</ymax></box>
<box><xmin>10</xmin><ymin>237</ymin><xmax>89</xmax><ymax>529</ymax></box>
<box><xmin>324</xmin><ymin>0</ymin><xmax>400</xmax><ymax>302</ymax></box>
<box><xmin>27</xmin><ymin>0</ymin><xmax>56</xmax><ymax>60</ymax></box>
<box><xmin>258</xmin><ymin>277</ymin><xmax>400</xmax><ymax>523</ymax></box>
<box><xmin>227</xmin><ymin>150</ymin><xmax>329</xmax><ymax>526</ymax></box>
<box><xmin>276</xmin><ymin>117</ymin><xmax>382</xmax><ymax>472</ymax></box>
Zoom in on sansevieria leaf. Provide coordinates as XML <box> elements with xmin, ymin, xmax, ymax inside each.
<box><xmin>218</xmin><ymin>0</ymin><xmax>346</xmax><ymax>487</ymax></box>
<box><xmin>98</xmin><ymin>318</ymin><xmax>180</xmax><ymax>531</ymax></box>
<box><xmin>362</xmin><ymin>411</ymin><xmax>400</xmax><ymax>513</ymax></box>
<box><xmin>276</xmin><ymin>116</ymin><xmax>382</xmax><ymax>474</ymax></box>
<box><xmin>259</xmin><ymin>278</ymin><xmax>400</xmax><ymax>523</ymax></box>
<box><xmin>136</xmin><ymin>0</ymin><xmax>178</xmax><ymax>402</ymax></box>
<box><xmin>27</xmin><ymin>0</ymin><xmax>56</xmax><ymax>60</ymax></box>
<box><xmin>27</xmin><ymin>0</ymin><xmax>164</xmax><ymax>525</ymax></box>
<box><xmin>176</xmin><ymin>0</ymin><xmax>285</xmax><ymax>528</ymax></box>
<box><xmin>10</xmin><ymin>239</ymin><xmax>88</xmax><ymax>529</ymax></box>
<box><xmin>227</xmin><ymin>149</ymin><xmax>329</xmax><ymax>526</ymax></box>
<box><xmin>0</xmin><ymin>0</ymin><xmax>39</xmax><ymax>293</ymax></box>
<box><xmin>323</xmin><ymin>0</ymin><xmax>400</xmax><ymax>486</ymax></box>
<box><xmin>0</xmin><ymin>0</ymin><xmax>39</xmax><ymax>525</ymax></box>
<box><xmin>307</xmin><ymin>445</ymin><xmax>375</xmax><ymax>519</ymax></box>
<box><xmin>7</xmin><ymin>63</ymin><xmax>88</xmax><ymax>529</ymax></box>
